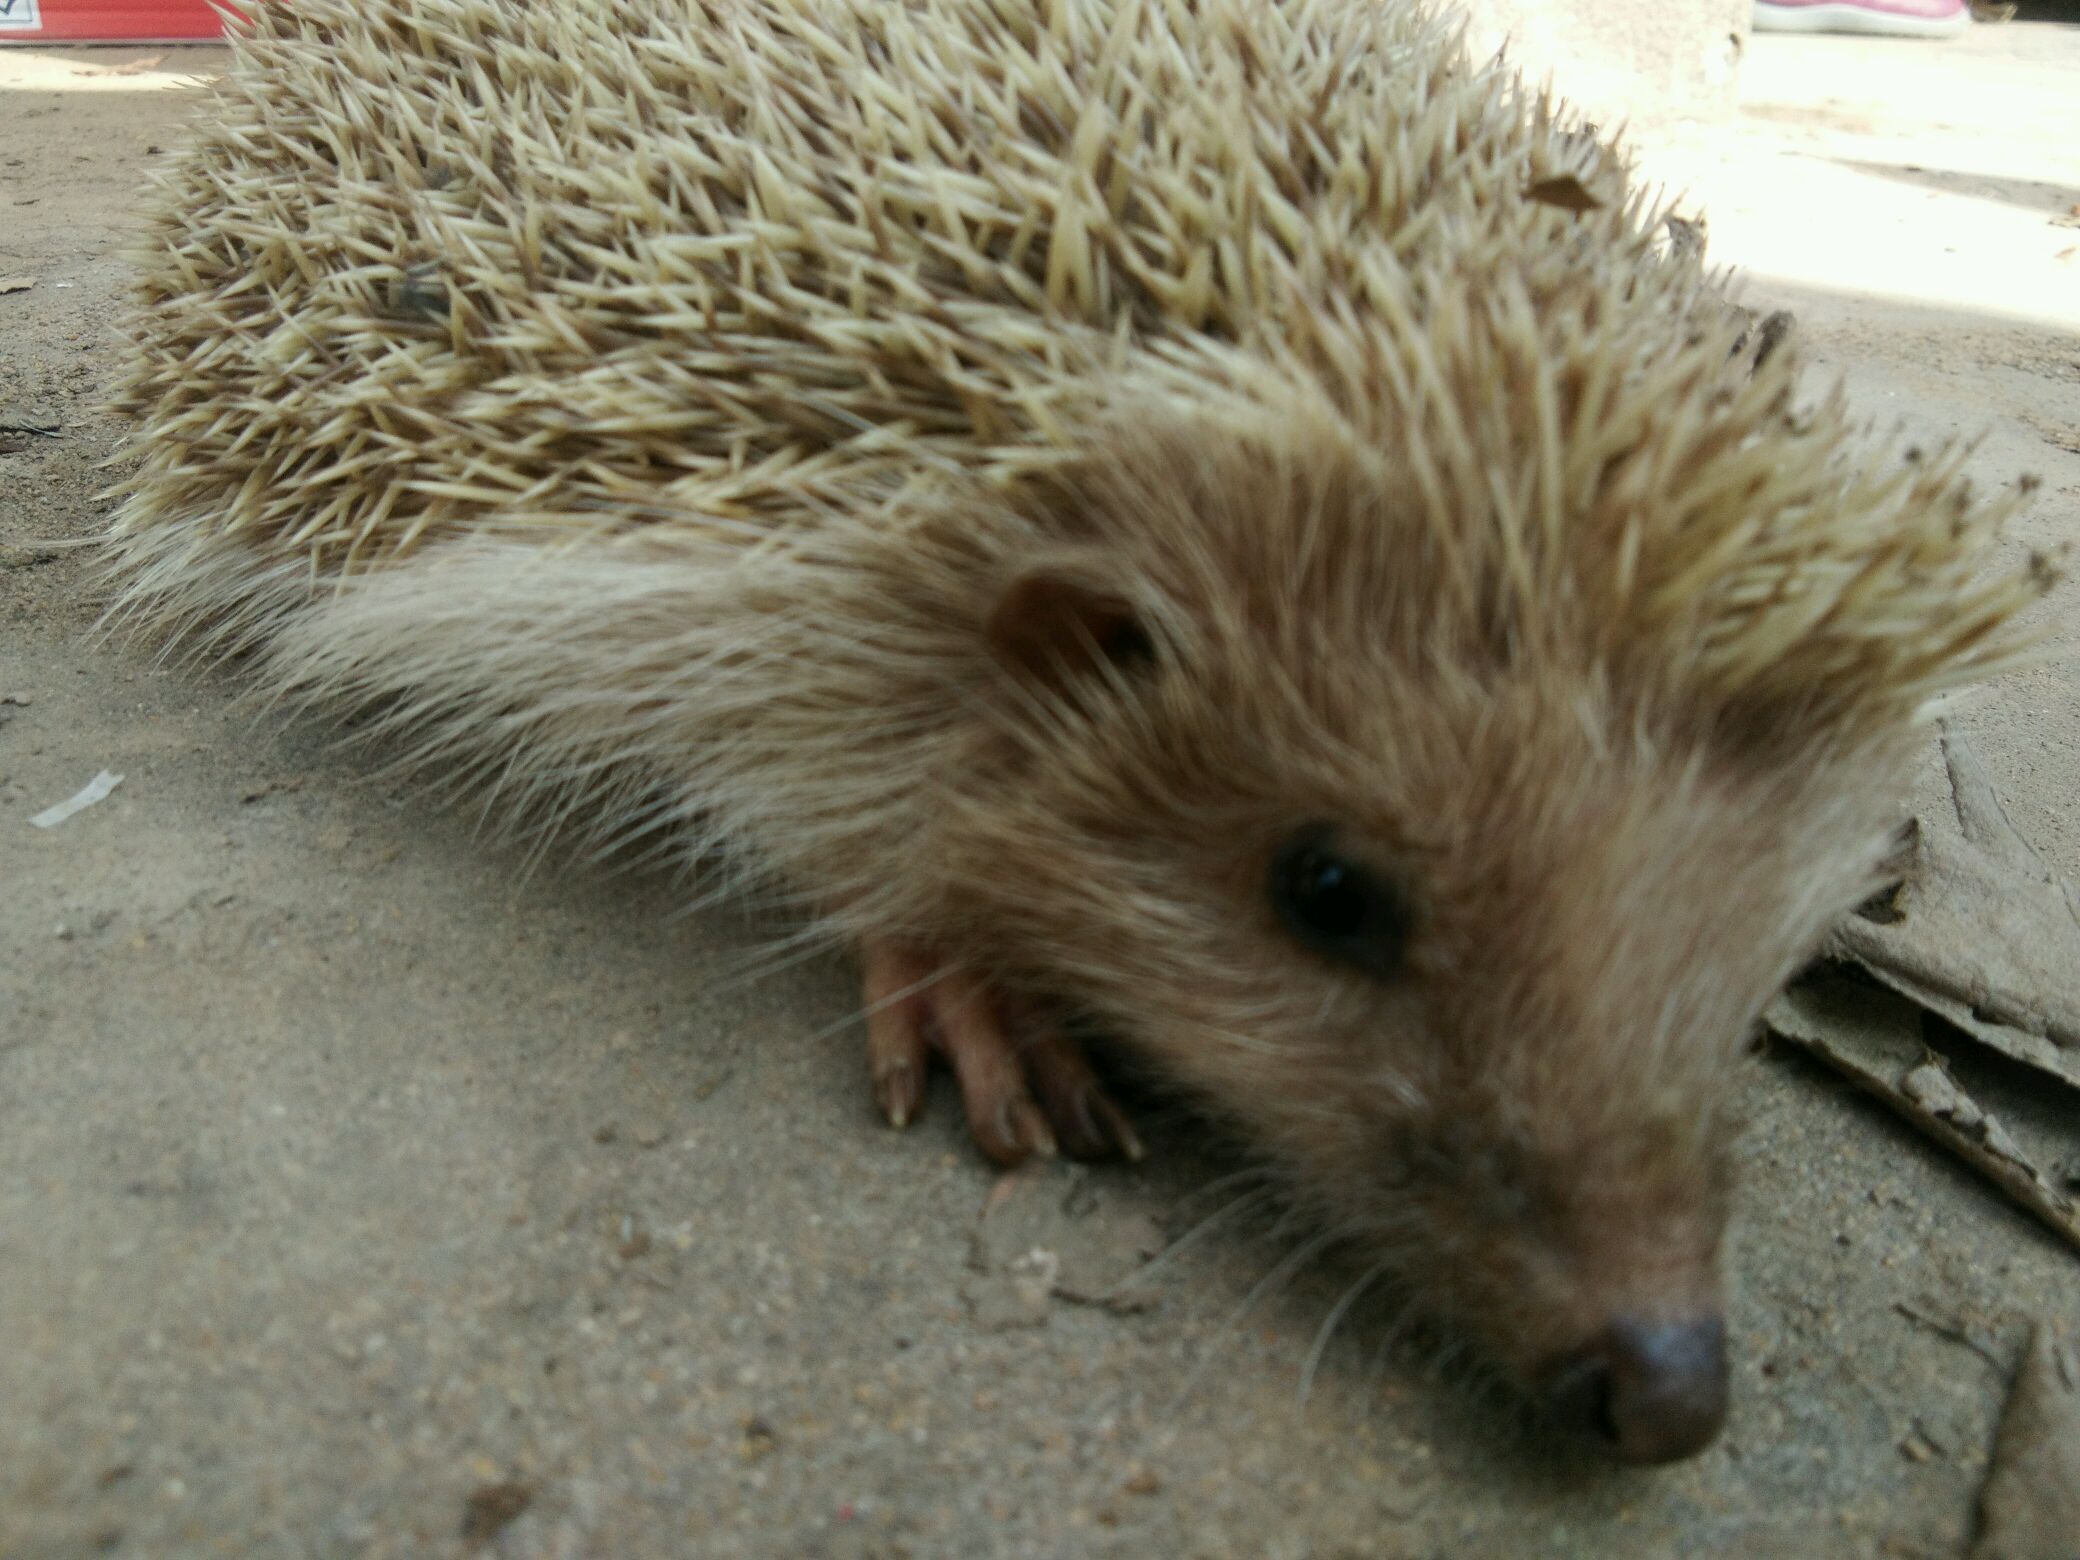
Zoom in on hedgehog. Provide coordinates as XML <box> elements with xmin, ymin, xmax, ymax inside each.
<box><xmin>105</xmin><ymin>0</ymin><xmax>2049</xmax><ymax>1465</ymax></box>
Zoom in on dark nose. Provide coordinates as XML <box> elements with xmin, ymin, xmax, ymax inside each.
<box><xmin>1543</xmin><ymin>1314</ymin><xmax>1729</xmax><ymax>1465</ymax></box>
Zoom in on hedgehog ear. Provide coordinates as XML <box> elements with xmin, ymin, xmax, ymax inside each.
<box><xmin>986</xmin><ymin>558</ymin><xmax>1155</xmax><ymax>696</ymax></box>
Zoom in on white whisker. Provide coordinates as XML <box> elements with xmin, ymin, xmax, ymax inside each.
<box><xmin>1170</xmin><ymin>1229</ymin><xmax>1343</xmax><ymax>1414</ymax></box>
<box><xmin>1299</xmin><ymin>1260</ymin><xmax>1390</xmax><ymax>1409</ymax></box>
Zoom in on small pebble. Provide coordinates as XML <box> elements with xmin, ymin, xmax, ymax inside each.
<box><xmin>460</xmin><ymin>1481</ymin><xmax>534</xmax><ymax>1545</ymax></box>
<box><xmin>740</xmin><ymin>1416</ymin><xmax>778</xmax><ymax>1460</ymax></box>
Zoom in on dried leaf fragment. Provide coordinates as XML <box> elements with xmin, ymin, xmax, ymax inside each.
<box><xmin>1663</xmin><ymin>214</ymin><xmax>1708</xmax><ymax>265</ymax></box>
<box><xmin>1525</xmin><ymin>175</ymin><xmax>1605</xmax><ymax>214</ymax></box>
<box><xmin>384</xmin><ymin>261</ymin><xmax>450</xmax><ymax>320</ymax></box>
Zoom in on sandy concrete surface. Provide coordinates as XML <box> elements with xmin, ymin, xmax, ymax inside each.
<box><xmin>1456</xmin><ymin>0</ymin><xmax>1749</xmax><ymax>127</ymax></box>
<box><xmin>3</xmin><ymin>20</ymin><xmax>2078</xmax><ymax>1560</ymax></box>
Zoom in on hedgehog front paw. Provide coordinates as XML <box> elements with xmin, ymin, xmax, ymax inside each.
<box><xmin>859</xmin><ymin>940</ymin><xmax>1144</xmax><ymax>1168</ymax></box>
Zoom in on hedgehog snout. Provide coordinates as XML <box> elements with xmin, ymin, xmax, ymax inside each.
<box><xmin>1539</xmin><ymin>1312</ymin><xmax>1729</xmax><ymax>1464</ymax></box>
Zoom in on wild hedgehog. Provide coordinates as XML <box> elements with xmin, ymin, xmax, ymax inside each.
<box><xmin>106</xmin><ymin>0</ymin><xmax>2048</xmax><ymax>1464</ymax></box>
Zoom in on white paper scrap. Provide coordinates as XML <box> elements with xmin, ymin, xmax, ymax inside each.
<box><xmin>29</xmin><ymin>770</ymin><xmax>123</xmax><ymax>829</ymax></box>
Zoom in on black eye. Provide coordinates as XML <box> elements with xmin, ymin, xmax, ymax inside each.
<box><xmin>1269</xmin><ymin>827</ymin><xmax>1412</xmax><ymax>977</ymax></box>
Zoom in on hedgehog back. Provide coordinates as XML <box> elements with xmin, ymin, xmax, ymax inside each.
<box><xmin>110</xmin><ymin>0</ymin><xmax>1628</xmax><ymax>565</ymax></box>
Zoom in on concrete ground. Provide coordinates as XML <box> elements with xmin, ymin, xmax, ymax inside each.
<box><xmin>3</xmin><ymin>18</ymin><xmax>2077</xmax><ymax>1560</ymax></box>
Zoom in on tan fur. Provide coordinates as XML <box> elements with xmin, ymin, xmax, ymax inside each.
<box><xmin>105</xmin><ymin>0</ymin><xmax>2051</xmax><ymax>1406</ymax></box>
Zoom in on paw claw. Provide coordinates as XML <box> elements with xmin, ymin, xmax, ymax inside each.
<box><xmin>858</xmin><ymin>940</ymin><xmax>1141</xmax><ymax>1169</ymax></box>
<box><xmin>1021</xmin><ymin>1029</ymin><xmax>1142</xmax><ymax>1163</ymax></box>
<box><xmin>874</xmin><ymin>1060</ymin><xmax>921</xmax><ymax>1130</ymax></box>
<box><xmin>1000</xmin><ymin>1097</ymin><xmax>1058</xmax><ymax>1163</ymax></box>
<box><xmin>1082</xmin><ymin>1084</ymin><xmax>1146</xmax><ymax>1164</ymax></box>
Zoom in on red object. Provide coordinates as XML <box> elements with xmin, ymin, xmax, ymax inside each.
<box><xmin>0</xmin><ymin>0</ymin><xmax>256</xmax><ymax>44</ymax></box>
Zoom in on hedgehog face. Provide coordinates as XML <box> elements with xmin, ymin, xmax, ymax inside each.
<box><xmin>956</xmin><ymin>622</ymin><xmax>1901</xmax><ymax>1464</ymax></box>
<box><xmin>949</xmin><ymin>436</ymin><xmax>1915</xmax><ymax>1464</ymax></box>
<box><xmin>1209</xmin><ymin>720</ymin><xmax>1787</xmax><ymax>1468</ymax></box>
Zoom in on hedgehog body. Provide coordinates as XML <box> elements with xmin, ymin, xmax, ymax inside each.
<box><xmin>109</xmin><ymin>0</ymin><xmax>2044</xmax><ymax>1465</ymax></box>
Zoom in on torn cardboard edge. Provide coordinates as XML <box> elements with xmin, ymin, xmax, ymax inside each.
<box><xmin>1969</xmin><ymin>1319</ymin><xmax>2080</xmax><ymax>1560</ymax></box>
<box><xmin>1825</xmin><ymin>725</ymin><xmax>2080</xmax><ymax>1088</ymax></box>
<box><xmin>1766</xmin><ymin>975</ymin><xmax>2080</xmax><ymax>1259</ymax></box>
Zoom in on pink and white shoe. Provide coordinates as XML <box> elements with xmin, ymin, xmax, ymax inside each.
<box><xmin>1753</xmin><ymin>0</ymin><xmax>1971</xmax><ymax>35</ymax></box>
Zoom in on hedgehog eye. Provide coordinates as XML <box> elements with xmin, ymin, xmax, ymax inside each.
<box><xmin>1269</xmin><ymin>827</ymin><xmax>1411</xmax><ymax>977</ymax></box>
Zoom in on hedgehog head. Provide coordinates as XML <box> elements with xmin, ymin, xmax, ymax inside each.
<box><xmin>919</xmin><ymin>337</ymin><xmax>2046</xmax><ymax>1463</ymax></box>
